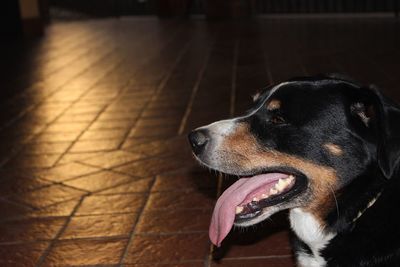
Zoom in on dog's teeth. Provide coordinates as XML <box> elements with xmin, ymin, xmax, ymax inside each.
<box><xmin>275</xmin><ymin>179</ymin><xmax>286</xmax><ymax>192</ymax></box>
<box><xmin>253</xmin><ymin>197</ymin><xmax>259</xmax><ymax>202</ymax></box>
<box><xmin>261</xmin><ymin>193</ymin><xmax>268</xmax><ymax>199</ymax></box>
<box><xmin>236</xmin><ymin>206</ymin><xmax>244</xmax><ymax>214</ymax></box>
<box><xmin>270</xmin><ymin>188</ymin><xmax>278</xmax><ymax>195</ymax></box>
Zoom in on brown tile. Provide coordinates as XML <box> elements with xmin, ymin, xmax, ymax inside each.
<box><xmin>5</xmin><ymin>154</ymin><xmax>60</xmax><ymax>169</ymax></box>
<box><xmin>79</xmin><ymin>129</ymin><xmax>128</xmax><ymax>140</ymax></box>
<box><xmin>216</xmin><ymin>214</ymin><xmax>293</xmax><ymax>258</ymax></box>
<box><xmin>56</xmin><ymin>113</ymin><xmax>97</xmax><ymax>122</ymax></box>
<box><xmin>61</xmin><ymin>213</ymin><xmax>138</xmax><ymax>239</ymax></box>
<box><xmin>0</xmin><ymin>217</ymin><xmax>66</xmax><ymax>243</ymax></box>
<box><xmin>128</xmin><ymin>126</ymin><xmax>177</xmax><ymax>138</ymax></box>
<box><xmin>145</xmin><ymin>190</ymin><xmax>215</xmax><ymax>211</ymax></box>
<box><xmin>0</xmin><ymin>171</ymin><xmax>51</xmax><ymax>196</ymax></box>
<box><xmin>0</xmin><ymin>241</ymin><xmax>49</xmax><ymax>267</ymax></box>
<box><xmin>99</xmin><ymin>178</ymin><xmax>153</xmax><ymax>194</ymax></box>
<box><xmin>113</xmin><ymin>155</ymin><xmax>191</xmax><ymax>178</ymax></box>
<box><xmin>152</xmin><ymin>168</ymin><xmax>216</xmax><ymax>192</ymax></box>
<box><xmin>124</xmin><ymin>233</ymin><xmax>209</xmax><ymax>264</ymax></box>
<box><xmin>9</xmin><ymin>184</ymin><xmax>87</xmax><ymax>209</ymax></box>
<box><xmin>136</xmin><ymin>117</ymin><xmax>180</xmax><ymax>127</ymax></box>
<box><xmin>0</xmin><ymin>199</ymin><xmax>32</xmax><ymax>219</ymax></box>
<box><xmin>121</xmin><ymin>136</ymin><xmax>170</xmax><ymax>148</ymax></box>
<box><xmin>136</xmin><ymin>209</ymin><xmax>211</xmax><ymax>234</ymax></box>
<box><xmin>81</xmin><ymin>150</ymin><xmax>145</xmax><ymax>169</ymax></box>
<box><xmin>27</xmin><ymin>199</ymin><xmax>80</xmax><ymax>217</ymax></box>
<box><xmin>124</xmin><ymin>263</ymin><xmax>204</xmax><ymax>267</ymax></box>
<box><xmin>210</xmin><ymin>257</ymin><xmax>295</xmax><ymax>267</ymax></box>
<box><xmin>45</xmin><ymin>122</ymin><xmax>89</xmax><ymax>133</ymax></box>
<box><xmin>69</xmin><ymin>139</ymin><xmax>121</xmax><ymax>153</ymax></box>
<box><xmin>97</xmin><ymin>111</ymin><xmax>139</xmax><ymax>121</ymax></box>
<box><xmin>42</xmin><ymin>238</ymin><xmax>127</xmax><ymax>266</ymax></box>
<box><xmin>62</xmin><ymin>170</ymin><xmax>132</xmax><ymax>192</ymax></box>
<box><xmin>89</xmin><ymin>120</ymin><xmax>132</xmax><ymax>130</ymax></box>
<box><xmin>36</xmin><ymin>162</ymin><xmax>100</xmax><ymax>182</ymax></box>
<box><xmin>57</xmin><ymin>151</ymin><xmax>103</xmax><ymax>164</ymax></box>
<box><xmin>76</xmin><ymin>193</ymin><xmax>146</xmax><ymax>215</ymax></box>
<box><xmin>123</xmin><ymin>136</ymin><xmax>192</xmax><ymax>157</ymax></box>
<box><xmin>20</xmin><ymin>141</ymin><xmax>72</xmax><ymax>155</ymax></box>
<box><xmin>219</xmin><ymin>229</ymin><xmax>293</xmax><ymax>258</ymax></box>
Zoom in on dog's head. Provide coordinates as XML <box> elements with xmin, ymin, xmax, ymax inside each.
<box><xmin>188</xmin><ymin>75</ymin><xmax>400</xmax><ymax>246</ymax></box>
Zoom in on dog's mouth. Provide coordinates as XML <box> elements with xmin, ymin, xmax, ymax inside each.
<box><xmin>209</xmin><ymin>168</ymin><xmax>307</xmax><ymax>247</ymax></box>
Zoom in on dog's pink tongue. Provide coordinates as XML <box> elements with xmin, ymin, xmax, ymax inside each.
<box><xmin>209</xmin><ymin>173</ymin><xmax>288</xmax><ymax>246</ymax></box>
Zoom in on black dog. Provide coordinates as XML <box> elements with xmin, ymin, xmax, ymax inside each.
<box><xmin>188</xmin><ymin>75</ymin><xmax>400</xmax><ymax>267</ymax></box>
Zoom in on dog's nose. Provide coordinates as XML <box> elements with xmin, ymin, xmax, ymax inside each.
<box><xmin>188</xmin><ymin>129</ymin><xmax>209</xmax><ymax>155</ymax></box>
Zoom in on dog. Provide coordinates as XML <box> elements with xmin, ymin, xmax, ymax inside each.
<box><xmin>188</xmin><ymin>75</ymin><xmax>400</xmax><ymax>267</ymax></box>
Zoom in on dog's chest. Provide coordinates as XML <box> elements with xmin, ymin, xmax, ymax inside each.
<box><xmin>289</xmin><ymin>208</ymin><xmax>336</xmax><ymax>267</ymax></box>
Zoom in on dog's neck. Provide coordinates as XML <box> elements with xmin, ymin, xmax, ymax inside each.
<box><xmin>325</xmin><ymin>171</ymin><xmax>386</xmax><ymax>233</ymax></box>
<box><xmin>290</xmin><ymin>208</ymin><xmax>335</xmax><ymax>267</ymax></box>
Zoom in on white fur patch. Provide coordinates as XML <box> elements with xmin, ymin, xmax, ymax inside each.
<box><xmin>290</xmin><ymin>208</ymin><xmax>335</xmax><ymax>267</ymax></box>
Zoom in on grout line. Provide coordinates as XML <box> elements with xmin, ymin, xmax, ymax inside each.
<box><xmin>51</xmin><ymin>74</ymin><xmax>132</xmax><ymax>166</ymax></box>
<box><xmin>35</xmin><ymin>196</ymin><xmax>86</xmax><ymax>267</ymax></box>
<box><xmin>0</xmin><ymin>52</ymin><xmax>121</xmax><ymax>169</ymax></box>
<box><xmin>117</xmin><ymin>176</ymin><xmax>157</xmax><ymax>266</ymax></box>
<box><xmin>0</xmin><ymin>48</ymin><xmax>116</xmax><ymax>135</ymax></box>
<box><xmin>117</xmin><ymin>31</ymin><xmax>193</xmax><ymax>266</ymax></box>
<box><xmin>116</xmin><ymin>26</ymin><xmax>190</xmax><ymax>150</ymax></box>
<box><xmin>177</xmin><ymin>38</ymin><xmax>215</xmax><ymax>135</ymax></box>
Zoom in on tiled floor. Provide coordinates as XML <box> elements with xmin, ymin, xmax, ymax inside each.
<box><xmin>0</xmin><ymin>15</ymin><xmax>400</xmax><ymax>266</ymax></box>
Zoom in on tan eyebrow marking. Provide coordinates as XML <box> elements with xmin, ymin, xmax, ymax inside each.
<box><xmin>266</xmin><ymin>99</ymin><xmax>281</xmax><ymax>111</ymax></box>
<box><xmin>323</xmin><ymin>143</ymin><xmax>343</xmax><ymax>156</ymax></box>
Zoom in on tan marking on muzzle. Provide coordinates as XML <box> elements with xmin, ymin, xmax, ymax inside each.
<box><xmin>323</xmin><ymin>143</ymin><xmax>343</xmax><ymax>156</ymax></box>
<box><xmin>266</xmin><ymin>99</ymin><xmax>281</xmax><ymax>110</ymax></box>
<box><xmin>222</xmin><ymin>123</ymin><xmax>338</xmax><ymax>224</ymax></box>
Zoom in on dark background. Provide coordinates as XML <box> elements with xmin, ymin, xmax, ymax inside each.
<box><xmin>49</xmin><ymin>0</ymin><xmax>399</xmax><ymax>19</ymax></box>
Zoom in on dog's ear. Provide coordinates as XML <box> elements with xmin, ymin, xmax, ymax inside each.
<box><xmin>373</xmin><ymin>88</ymin><xmax>400</xmax><ymax>179</ymax></box>
<box><xmin>352</xmin><ymin>87</ymin><xmax>400</xmax><ymax>179</ymax></box>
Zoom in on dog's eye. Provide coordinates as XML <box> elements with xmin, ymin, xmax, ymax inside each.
<box><xmin>270</xmin><ymin>115</ymin><xmax>285</xmax><ymax>125</ymax></box>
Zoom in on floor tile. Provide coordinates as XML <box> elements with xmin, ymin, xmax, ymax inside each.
<box><xmin>76</xmin><ymin>194</ymin><xmax>146</xmax><ymax>215</ymax></box>
<box><xmin>5</xmin><ymin>154</ymin><xmax>60</xmax><ymax>169</ymax></box>
<box><xmin>0</xmin><ymin>217</ymin><xmax>66</xmax><ymax>243</ymax></box>
<box><xmin>42</xmin><ymin>238</ymin><xmax>127</xmax><ymax>266</ymax></box>
<box><xmin>0</xmin><ymin>199</ymin><xmax>32</xmax><ymax>219</ymax></box>
<box><xmin>26</xmin><ymin>199</ymin><xmax>80</xmax><ymax>218</ymax></box>
<box><xmin>9</xmin><ymin>184</ymin><xmax>87</xmax><ymax>209</ymax></box>
<box><xmin>69</xmin><ymin>139</ymin><xmax>121</xmax><ymax>153</ymax></box>
<box><xmin>152</xmin><ymin>168</ymin><xmax>216</xmax><ymax>192</ymax></box>
<box><xmin>79</xmin><ymin>129</ymin><xmax>128</xmax><ymax>140</ymax></box>
<box><xmin>62</xmin><ymin>170</ymin><xmax>133</xmax><ymax>192</ymax></box>
<box><xmin>113</xmin><ymin>155</ymin><xmax>192</xmax><ymax>178</ymax></box>
<box><xmin>0</xmin><ymin>241</ymin><xmax>49</xmax><ymax>267</ymax></box>
<box><xmin>210</xmin><ymin>257</ymin><xmax>295</xmax><ymax>267</ymax></box>
<box><xmin>123</xmin><ymin>233</ymin><xmax>209</xmax><ymax>264</ymax></box>
<box><xmin>0</xmin><ymin>171</ymin><xmax>51</xmax><ymax>196</ymax></box>
<box><xmin>36</xmin><ymin>162</ymin><xmax>100</xmax><ymax>182</ymax></box>
<box><xmin>81</xmin><ymin>150</ymin><xmax>145</xmax><ymax>169</ymax></box>
<box><xmin>61</xmin><ymin>213</ymin><xmax>138</xmax><ymax>239</ymax></box>
<box><xmin>145</xmin><ymin>190</ymin><xmax>215</xmax><ymax>211</ymax></box>
<box><xmin>99</xmin><ymin>178</ymin><xmax>153</xmax><ymax>194</ymax></box>
<box><xmin>136</xmin><ymin>209</ymin><xmax>211</xmax><ymax>234</ymax></box>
